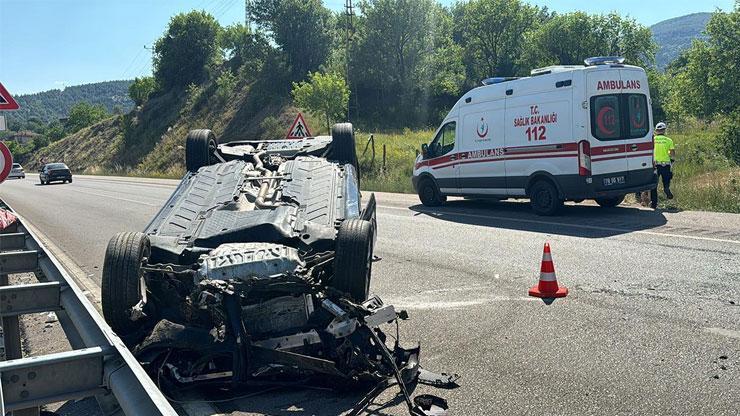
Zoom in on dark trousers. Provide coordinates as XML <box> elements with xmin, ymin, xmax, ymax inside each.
<box><xmin>650</xmin><ymin>164</ymin><xmax>673</xmax><ymax>207</ymax></box>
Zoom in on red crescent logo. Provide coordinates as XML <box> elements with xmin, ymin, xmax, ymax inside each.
<box><xmin>477</xmin><ymin>118</ymin><xmax>489</xmax><ymax>138</ymax></box>
<box><xmin>596</xmin><ymin>106</ymin><xmax>616</xmax><ymax>136</ymax></box>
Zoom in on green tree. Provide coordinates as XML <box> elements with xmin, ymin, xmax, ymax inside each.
<box><xmin>671</xmin><ymin>4</ymin><xmax>739</xmax><ymax>118</ymax></box>
<box><xmin>251</xmin><ymin>0</ymin><xmax>332</xmax><ymax>80</ymax></box>
<box><xmin>453</xmin><ymin>0</ymin><xmax>547</xmax><ymax>84</ymax></box>
<box><xmin>66</xmin><ymin>102</ymin><xmax>109</xmax><ymax>133</ymax></box>
<box><xmin>44</xmin><ymin>120</ymin><xmax>66</xmax><ymax>142</ymax></box>
<box><xmin>153</xmin><ymin>11</ymin><xmax>222</xmax><ymax>89</ymax></box>
<box><xmin>128</xmin><ymin>76</ymin><xmax>157</xmax><ymax>105</ymax></box>
<box><xmin>521</xmin><ymin>12</ymin><xmax>656</xmax><ymax>69</ymax></box>
<box><xmin>220</xmin><ymin>23</ymin><xmax>271</xmax><ymax>74</ymax></box>
<box><xmin>292</xmin><ymin>72</ymin><xmax>350</xmax><ymax>132</ymax></box>
<box><xmin>128</xmin><ymin>77</ymin><xmax>157</xmax><ymax>105</ymax></box>
<box><xmin>350</xmin><ymin>0</ymin><xmax>458</xmax><ymax>125</ymax></box>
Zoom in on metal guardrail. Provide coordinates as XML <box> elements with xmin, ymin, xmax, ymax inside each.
<box><xmin>0</xmin><ymin>200</ymin><xmax>177</xmax><ymax>415</ymax></box>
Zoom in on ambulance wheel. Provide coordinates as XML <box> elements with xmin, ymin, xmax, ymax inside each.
<box><xmin>333</xmin><ymin>219</ymin><xmax>374</xmax><ymax>302</ymax></box>
<box><xmin>530</xmin><ymin>180</ymin><xmax>562</xmax><ymax>216</ymax></box>
<box><xmin>102</xmin><ymin>232</ymin><xmax>150</xmax><ymax>335</ymax></box>
<box><xmin>595</xmin><ymin>195</ymin><xmax>625</xmax><ymax>208</ymax></box>
<box><xmin>418</xmin><ymin>178</ymin><xmax>445</xmax><ymax>207</ymax></box>
<box><xmin>186</xmin><ymin>129</ymin><xmax>219</xmax><ymax>172</ymax></box>
<box><xmin>330</xmin><ymin>123</ymin><xmax>359</xmax><ymax>177</ymax></box>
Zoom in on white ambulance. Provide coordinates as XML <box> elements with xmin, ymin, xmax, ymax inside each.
<box><xmin>412</xmin><ymin>57</ymin><xmax>658</xmax><ymax>215</ymax></box>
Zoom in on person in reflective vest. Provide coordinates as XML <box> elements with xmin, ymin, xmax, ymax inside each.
<box><xmin>651</xmin><ymin>122</ymin><xmax>675</xmax><ymax>209</ymax></box>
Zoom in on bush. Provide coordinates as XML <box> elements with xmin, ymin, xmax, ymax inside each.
<box><xmin>718</xmin><ymin>110</ymin><xmax>740</xmax><ymax>165</ymax></box>
<box><xmin>129</xmin><ymin>77</ymin><xmax>157</xmax><ymax>105</ymax></box>
<box><xmin>259</xmin><ymin>116</ymin><xmax>284</xmax><ymax>139</ymax></box>
<box><xmin>216</xmin><ymin>71</ymin><xmax>238</xmax><ymax>101</ymax></box>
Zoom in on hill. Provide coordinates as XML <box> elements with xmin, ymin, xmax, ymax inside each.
<box><xmin>0</xmin><ymin>80</ymin><xmax>134</xmax><ymax>127</ymax></box>
<box><xmin>24</xmin><ymin>76</ymin><xmax>307</xmax><ymax>176</ymax></box>
<box><xmin>651</xmin><ymin>13</ymin><xmax>711</xmax><ymax>70</ymax></box>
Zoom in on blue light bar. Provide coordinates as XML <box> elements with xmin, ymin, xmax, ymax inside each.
<box><xmin>481</xmin><ymin>77</ymin><xmax>519</xmax><ymax>86</ymax></box>
<box><xmin>584</xmin><ymin>56</ymin><xmax>625</xmax><ymax>66</ymax></box>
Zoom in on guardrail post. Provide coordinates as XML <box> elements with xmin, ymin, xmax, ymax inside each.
<box><xmin>0</xmin><ymin>273</ymin><xmax>39</xmax><ymax>416</ymax></box>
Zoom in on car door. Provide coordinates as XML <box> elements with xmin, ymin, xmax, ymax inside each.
<box><xmin>424</xmin><ymin>120</ymin><xmax>459</xmax><ymax>194</ymax></box>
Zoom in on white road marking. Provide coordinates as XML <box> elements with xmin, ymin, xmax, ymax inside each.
<box><xmin>378</xmin><ymin>204</ymin><xmax>740</xmax><ymax>245</ymax></box>
<box><xmin>704</xmin><ymin>327</ymin><xmax>740</xmax><ymax>340</ymax></box>
<box><xmin>389</xmin><ymin>297</ymin><xmax>536</xmax><ymax>310</ymax></box>
<box><xmin>69</xmin><ymin>188</ymin><xmax>159</xmax><ymax>206</ymax></box>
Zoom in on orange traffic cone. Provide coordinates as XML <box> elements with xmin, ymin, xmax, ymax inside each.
<box><xmin>529</xmin><ymin>242</ymin><xmax>568</xmax><ymax>304</ymax></box>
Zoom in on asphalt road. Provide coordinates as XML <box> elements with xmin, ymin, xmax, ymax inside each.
<box><xmin>1</xmin><ymin>174</ymin><xmax>739</xmax><ymax>415</ymax></box>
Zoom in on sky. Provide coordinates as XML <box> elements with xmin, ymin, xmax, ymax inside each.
<box><xmin>0</xmin><ymin>0</ymin><xmax>734</xmax><ymax>95</ymax></box>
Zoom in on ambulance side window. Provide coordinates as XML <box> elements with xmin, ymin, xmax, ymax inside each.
<box><xmin>591</xmin><ymin>95</ymin><xmax>621</xmax><ymax>140</ymax></box>
<box><xmin>429</xmin><ymin>121</ymin><xmax>456</xmax><ymax>157</ymax></box>
<box><xmin>627</xmin><ymin>94</ymin><xmax>649</xmax><ymax>138</ymax></box>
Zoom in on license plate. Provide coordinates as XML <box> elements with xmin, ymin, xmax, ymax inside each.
<box><xmin>603</xmin><ymin>176</ymin><xmax>625</xmax><ymax>186</ymax></box>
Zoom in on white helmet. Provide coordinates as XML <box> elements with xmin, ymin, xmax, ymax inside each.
<box><xmin>655</xmin><ymin>122</ymin><xmax>667</xmax><ymax>130</ymax></box>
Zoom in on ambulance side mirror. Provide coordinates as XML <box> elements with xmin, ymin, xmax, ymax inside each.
<box><xmin>421</xmin><ymin>143</ymin><xmax>429</xmax><ymax>158</ymax></box>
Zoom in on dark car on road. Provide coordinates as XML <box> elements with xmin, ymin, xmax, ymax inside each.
<box><xmin>39</xmin><ymin>163</ymin><xmax>72</xmax><ymax>185</ymax></box>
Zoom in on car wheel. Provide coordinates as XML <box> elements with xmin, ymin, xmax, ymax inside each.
<box><xmin>185</xmin><ymin>129</ymin><xmax>219</xmax><ymax>172</ymax></box>
<box><xmin>332</xmin><ymin>218</ymin><xmax>374</xmax><ymax>302</ymax></box>
<box><xmin>418</xmin><ymin>178</ymin><xmax>445</xmax><ymax>207</ymax></box>
<box><xmin>102</xmin><ymin>232</ymin><xmax>150</xmax><ymax>334</ymax></box>
<box><xmin>595</xmin><ymin>195</ymin><xmax>625</xmax><ymax>208</ymax></box>
<box><xmin>68</xmin><ymin>178</ymin><xmax>73</xmax><ymax>183</ymax></box>
<box><xmin>530</xmin><ymin>180</ymin><xmax>563</xmax><ymax>216</ymax></box>
<box><xmin>40</xmin><ymin>179</ymin><xmax>46</xmax><ymax>185</ymax></box>
<box><xmin>329</xmin><ymin>123</ymin><xmax>359</xmax><ymax>178</ymax></box>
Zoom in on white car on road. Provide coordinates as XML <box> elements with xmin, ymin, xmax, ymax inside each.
<box><xmin>8</xmin><ymin>163</ymin><xmax>25</xmax><ymax>179</ymax></box>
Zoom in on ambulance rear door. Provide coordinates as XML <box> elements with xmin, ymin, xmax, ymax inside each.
<box><xmin>587</xmin><ymin>68</ymin><xmax>629</xmax><ymax>190</ymax></box>
<box><xmin>620</xmin><ymin>68</ymin><xmax>654</xmax><ymax>180</ymax></box>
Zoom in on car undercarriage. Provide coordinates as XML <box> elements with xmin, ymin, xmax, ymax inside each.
<box><xmin>101</xmin><ymin>124</ymin><xmax>457</xmax><ymax>415</ymax></box>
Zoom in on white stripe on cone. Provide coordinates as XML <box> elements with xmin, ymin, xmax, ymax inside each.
<box><xmin>539</xmin><ymin>271</ymin><xmax>557</xmax><ymax>281</ymax></box>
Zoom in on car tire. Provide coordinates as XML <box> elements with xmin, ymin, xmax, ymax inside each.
<box><xmin>530</xmin><ymin>180</ymin><xmax>563</xmax><ymax>216</ymax></box>
<box><xmin>69</xmin><ymin>178</ymin><xmax>73</xmax><ymax>183</ymax></box>
<box><xmin>186</xmin><ymin>129</ymin><xmax>219</xmax><ymax>172</ymax></box>
<box><xmin>102</xmin><ymin>232</ymin><xmax>150</xmax><ymax>335</ymax></box>
<box><xmin>329</xmin><ymin>123</ymin><xmax>359</xmax><ymax>177</ymax></box>
<box><xmin>595</xmin><ymin>195</ymin><xmax>625</xmax><ymax>208</ymax></box>
<box><xmin>418</xmin><ymin>178</ymin><xmax>445</xmax><ymax>207</ymax></box>
<box><xmin>332</xmin><ymin>218</ymin><xmax>374</xmax><ymax>302</ymax></box>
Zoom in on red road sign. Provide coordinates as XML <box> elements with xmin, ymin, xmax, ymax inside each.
<box><xmin>0</xmin><ymin>142</ymin><xmax>14</xmax><ymax>184</ymax></box>
<box><xmin>0</xmin><ymin>83</ymin><xmax>19</xmax><ymax>111</ymax></box>
<box><xmin>286</xmin><ymin>113</ymin><xmax>312</xmax><ymax>139</ymax></box>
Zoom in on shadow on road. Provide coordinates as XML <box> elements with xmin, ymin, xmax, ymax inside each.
<box><xmin>409</xmin><ymin>199</ymin><xmax>668</xmax><ymax>238</ymax></box>
<box><xmin>183</xmin><ymin>382</ymin><xmax>417</xmax><ymax>416</ymax></box>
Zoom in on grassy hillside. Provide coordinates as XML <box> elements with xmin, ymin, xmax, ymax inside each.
<box><xmin>0</xmin><ymin>81</ymin><xmax>134</xmax><ymax>127</ymax></box>
<box><xmin>651</xmin><ymin>13</ymin><xmax>711</xmax><ymax>69</ymax></box>
<box><xmin>25</xmin><ymin>76</ymin><xmax>324</xmax><ymax>176</ymax></box>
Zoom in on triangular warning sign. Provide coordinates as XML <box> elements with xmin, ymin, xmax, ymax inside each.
<box><xmin>286</xmin><ymin>113</ymin><xmax>312</xmax><ymax>139</ymax></box>
<box><xmin>0</xmin><ymin>83</ymin><xmax>20</xmax><ymax>111</ymax></box>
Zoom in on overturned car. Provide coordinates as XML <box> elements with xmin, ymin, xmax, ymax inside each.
<box><xmin>101</xmin><ymin>124</ymin><xmax>455</xmax><ymax>415</ymax></box>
